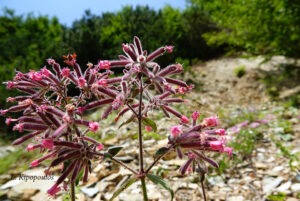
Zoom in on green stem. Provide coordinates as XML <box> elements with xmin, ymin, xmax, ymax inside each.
<box><xmin>70</xmin><ymin>180</ymin><xmax>75</xmax><ymax>201</ymax></box>
<box><xmin>141</xmin><ymin>177</ymin><xmax>148</xmax><ymax>201</ymax></box>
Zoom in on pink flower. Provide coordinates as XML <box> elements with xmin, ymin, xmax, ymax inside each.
<box><xmin>6</xmin><ymin>97</ymin><xmax>16</xmax><ymax>102</ymax></box>
<box><xmin>97</xmin><ymin>79</ymin><xmax>108</xmax><ymax>87</ymax></box>
<box><xmin>47</xmin><ymin>58</ymin><xmax>56</xmax><ymax>65</ymax></box>
<box><xmin>40</xmin><ymin>68</ymin><xmax>51</xmax><ymax>77</ymax></box>
<box><xmin>192</xmin><ymin>111</ymin><xmax>200</xmax><ymax>121</ymax></box>
<box><xmin>215</xmin><ymin>128</ymin><xmax>226</xmax><ymax>135</ymax></box>
<box><xmin>97</xmin><ymin>143</ymin><xmax>104</xmax><ymax>150</ymax></box>
<box><xmin>78</xmin><ymin>77</ymin><xmax>86</xmax><ymax>88</ymax></box>
<box><xmin>6</xmin><ymin>81</ymin><xmax>15</xmax><ymax>89</ymax></box>
<box><xmin>89</xmin><ymin>122</ymin><xmax>100</xmax><ymax>132</ymax></box>
<box><xmin>0</xmin><ymin>109</ymin><xmax>8</xmax><ymax>116</ymax></box>
<box><xmin>98</xmin><ymin>60</ymin><xmax>111</xmax><ymax>70</ymax></box>
<box><xmin>5</xmin><ymin>117</ymin><xmax>12</xmax><ymax>125</ymax></box>
<box><xmin>223</xmin><ymin>147</ymin><xmax>233</xmax><ymax>156</ymax></box>
<box><xmin>61</xmin><ymin>68</ymin><xmax>70</xmax><ymax>77</ymax></box>
<box><xmin>165</xmin><ymin>46</ymin><xmax>174</xmax><ymax>53</ymax></box>
<box><xmin>30</xmin><ymin>160</ymin><xmax>39</xmax><ymax>167</ymax></box>
<box><xmin>170</xmin><ymin>125</ymin><xmax>182</xmax><ymax>138</ymax></box>
<box><xmin>47</xmin><ymin>184</ymin><xmax>61</xmax><ymax>197</ymax></box>
<box><xmin>180</xmin><ymin>115</ymin><xmax>189</xmax><ymax>124</ymax></box>
<box><xmin>203</xmin><ymin>116</ymin><xmax>218</xmax><ymax>127</ymax></box>
<box><xmin>145</xmin><ymin>126</ymin><xmax>152</xmax><ymax>132</ymax></box>
<box><xmin>249</xmin><ymin>122</ymin><xmax>260</xmax><ymax>128</ymax></box>
<box><xmin>42</xmin><ymin>139</ymin><xmax>54</xmax><ymax>149</ymax></box>
<box><xmin>209</xmin><ymin>141</ymin><xmax>224</xmax><ymax>151</ymax></box>
<box><xmin>13</xmin><ymin>123</ymin><xmax>24</xmax><ymax>132</ymax></box>
<box><xmin>178</xmin><ymin>87</ymin><xmax>186</xmax><ymax>94</ymax></box>
<box><xmin>29</xmin><ymin>71</ymin><xmax>43</xmax><ymax>81</ymax></box>
<box><xmin>26</xmin><ymin>144</ymin><xmax>34</xmax><ymax>151</ymax></box>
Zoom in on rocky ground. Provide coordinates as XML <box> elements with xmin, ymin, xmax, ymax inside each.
<box><xmin>0</xmin><ymin>56</ymin><xmax>300</xmax><ymax>201</ymax></box>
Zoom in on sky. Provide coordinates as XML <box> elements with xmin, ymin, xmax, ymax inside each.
<box><xmin>0</xmin><ymin>0</ymin><xmax>186</xmax><ymax>26</ymax></box>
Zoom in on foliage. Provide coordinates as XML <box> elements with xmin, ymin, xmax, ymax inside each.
<box><xmin>233</xmin><ymin>65</ymin><xmax>246</xmax><ymax>78</ymax></box>
<box><xmin>0</xmin><ymin>148</ymin><xmax>36</xmax><ymax>176</ymax></box>
<box><xmin>189</xmin><ymin>0</ymin><xmax>300</xmax><ymax>57</ymax></box>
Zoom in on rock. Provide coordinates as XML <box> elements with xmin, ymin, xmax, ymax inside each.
<box><xmin>207</xmin><ymin>176</ymin><xmax>225</xmax><ymax>187</ymax></box>
<box><xmin>1</xmin><ymin>179</ymin><xmax>22</xmax><ymax>190</ymax></box>
<box><xmin>22</xmin><ymin>189</ymin><xmax>39</xmax><ymax>200</ymax></box>
<box><xmin>286</xmin><ymin>198</ymin><xmax>300</xmax><ymax>201</ymax></box>
<box><xmin>80</xmin><ymin>186</ymin><xmax>99</xmax><ymax>198</ymax></box>
<box><xmin>254</xmin><ymin>162</ymin><xmax>268</xmax><ymax>169</ymax></box>
<box><xmin>0</xmin><ymin>175</ymin><xmax>12</xmax><ymax>185</ymax></box>
<box><xmin>227</xmin><ymin>195</ymin><xmax>244</xmax><ymax>201</ymax></box>
<box><xmin>276</xmin><ymin>181</ymin><xmax>292</xmax><ymax>192</ymax></box>
<box><xmin>0</xmin><ymin>146</ymin><xmax>16</xmax><ymax>158</ymax></box>
<box><xmin>263</xmin><ymin>177</ymin><xmax>284</xmax><ymax>193</ymax></box>
<box><xmin>291</xmin><ymin>183</ymin><xmax>300</xmax><ymax>192</ymax></box>
<box><xmin>267</xmin><ymin>166</ymin><xmax>285</xmax><ymax>176</ymax></box>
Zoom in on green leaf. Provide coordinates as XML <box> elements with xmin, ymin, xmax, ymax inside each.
<box><xmin>142</xmin><ymin>117</ymin><xmax>157</xmax><ymax>132</ymax></box>
<box><xmin>109</xmin><ymin>176</ymin><xmax>138</xmax><ymax>201</ymax></box>
<box><xmin>119</xmin><ymin>114</ymin><xmax>135</xmax><ymax>128</ymax></box>
<box><xmin>146</xmin><ymin>174</ymin><xmax>174</xmax><ymax>201</ymax></box>
<box><xmin>104</xmin><ymin>146</ymin><xmax>123</xmax><ymax>159</ymax></box>
<box><xmin>154</xmin><ymin>147</ymin><xmax>169</xmax><ymax>158</ymax></box>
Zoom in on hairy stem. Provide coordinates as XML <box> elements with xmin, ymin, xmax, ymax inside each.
<box><xmin>138</xmin><ymin>74</ymin><xmax>148</xmax><ymax>200</ymax></box>
<box><xmin>110</xmin><ymin>157</ymin><xmax>139</xmax><ymax>175</ymax></box>
<box><xmin>141</xmin><ymin>177</ymin><xmax>148</xmax><ymax>201</ymax></box>
<box><xmin>145</xmin><ymin>145</ymin><xmax>174</xmax><ymax>174</ymax></box>
<box><xmin>70</xmin><ymin>180</ymin><xmax>75</xmax><ymax>201</ymax></box>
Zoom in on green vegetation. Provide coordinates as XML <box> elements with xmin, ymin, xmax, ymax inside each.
<box><xmin>233</xmin><ymin>65</ymin><xmax>246</xmax><ymax>78</ymax></box>
<box><xmin>0</xmin><ymin>148</ymin><xmax>36</xmax><ymax>176</ymax></box>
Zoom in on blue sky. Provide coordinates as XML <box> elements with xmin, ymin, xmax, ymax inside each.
<box><xmin>0</xmin><ymin>0</ymin><xmax>186</xmax><ymax>26</ymax></box>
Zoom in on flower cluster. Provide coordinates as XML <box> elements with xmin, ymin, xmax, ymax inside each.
<box><xmin>1</xmin><ymin>36</ymin><xmax>231</xmax><ymax>200</ymax></box>
<box><xmin>168</xmin><ymin>112</ymin><xmax>232</xmax><ymax>175</ymax></box>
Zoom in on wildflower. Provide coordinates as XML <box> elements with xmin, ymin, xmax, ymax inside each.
<box><xmin>97</xmin><ymin>143</ymin><xmax>104</xmax><ymax>150</ymax></box>
<box><xmin>30</xmin><ymin>160</ymin><xmax>39</xmax><ymax>167</ymax></box>
<box><xmin>28</xmin><ymin>71</ymin><xmax>43</xmax><ymax>81</ymax></box>
<box><xmin>170</xmin><ymin>125</ymin><xmax>182</xmax><ymax>138</ymax></box>
<box><xmin>6</xmin><ymin>81</ymin><xmax>15</xmax><ymax>89</ymax></box>
<box><xmin>203</xmin><ymin>116</ymin><xmax>218</xmax><ymax>127</ymax></box>
<box><xmin>78</xmin><ymin>77</ymin><xmax>86</xmax><ymax>88</ymax></box>
<box><xmin>42</xmin><ymin>139</ymin><xmax>54</xmax><ymax>149</ymax></box>
<box><xmin>40</xmin><ymin>67</ymin><xmax>51</xmax><ymax>77</ymax></box>
<box><xmin>192</xmin><ymin>111</ymin><xmax>200</xmax><ymax>121</ymax></box>
<box><xmin>215</xmin><ymin>128</ymin><xmax>226</xmax><ymax>135</ymax></box>
<box><xmin>26</xmin><ymin>144</ymin><xmax>34</xmax><ymax>151</ymax></box>
<box><xmin>61</xmin><ymin>68</ymin><xmax>71</xmax><ymax>77</ymax></box>
<box><xmin>47</xmin><ymin>184</ymin><xmax>61</xmax><ymax>197</ymax></box>
<box><xmin>209</xmin><ymin>141</ymin><xmax>224</xmax><ymax>151</ymax></box>
<box><xmin>223</xmin><ymin>147</ymin><xmax>233</xmax><ymax>156</ymax></box>
<box><xmin>145</xmin><ymin>126</ymin><xmax>152</xmax><ymax>132</ymax></box>
<box><xmin>180</xmin><ymin>115</ymin><xmax>189</xmax><ymax>124</ymax></box>
<box><xmin>98</xmin><ymin>60</ymin><xmax>111</xmax><ymax>70</ymax></box>
<box><xmin>165</xmin><ymin>46</ymin><xmax>174</xmax><ymax>53</ymax></box>
<box><xmin>89</xmin><ymin>122</ymin><xmax>100</xmax><ymax>132</ymax></box>
<box><xmin>97</xmin><ymin>79</ymin><xmax>108</xmax><ymax>87</ymax></box>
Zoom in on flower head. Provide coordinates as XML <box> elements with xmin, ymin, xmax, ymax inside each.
<box><xmin>98</xmin><ymin>60</ymin><xmax>111</xmax><ymax>70</ymax></box>
<box><xmin>89</xmin><ymin>122</ymin><xmax>100</xmax><ymax>132</ymax></box>
<box><xmin>203</xmin><ymin>116</ymin><xmax>218</xmax><ymax>127</ymax></box>
<box><xmin>47</xmin><ymin>184</ymin><xmax>61</xmax><ymax>197</ymax></box>
<box><xmin>180</xmin><ymin>115</ymin><xmax>189</xmax><ymax>124</ymax></box>
<box><xmin>170</xmin><ymin>125</ymin><xmax>182</xmax><ymax>138</ymax></box>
